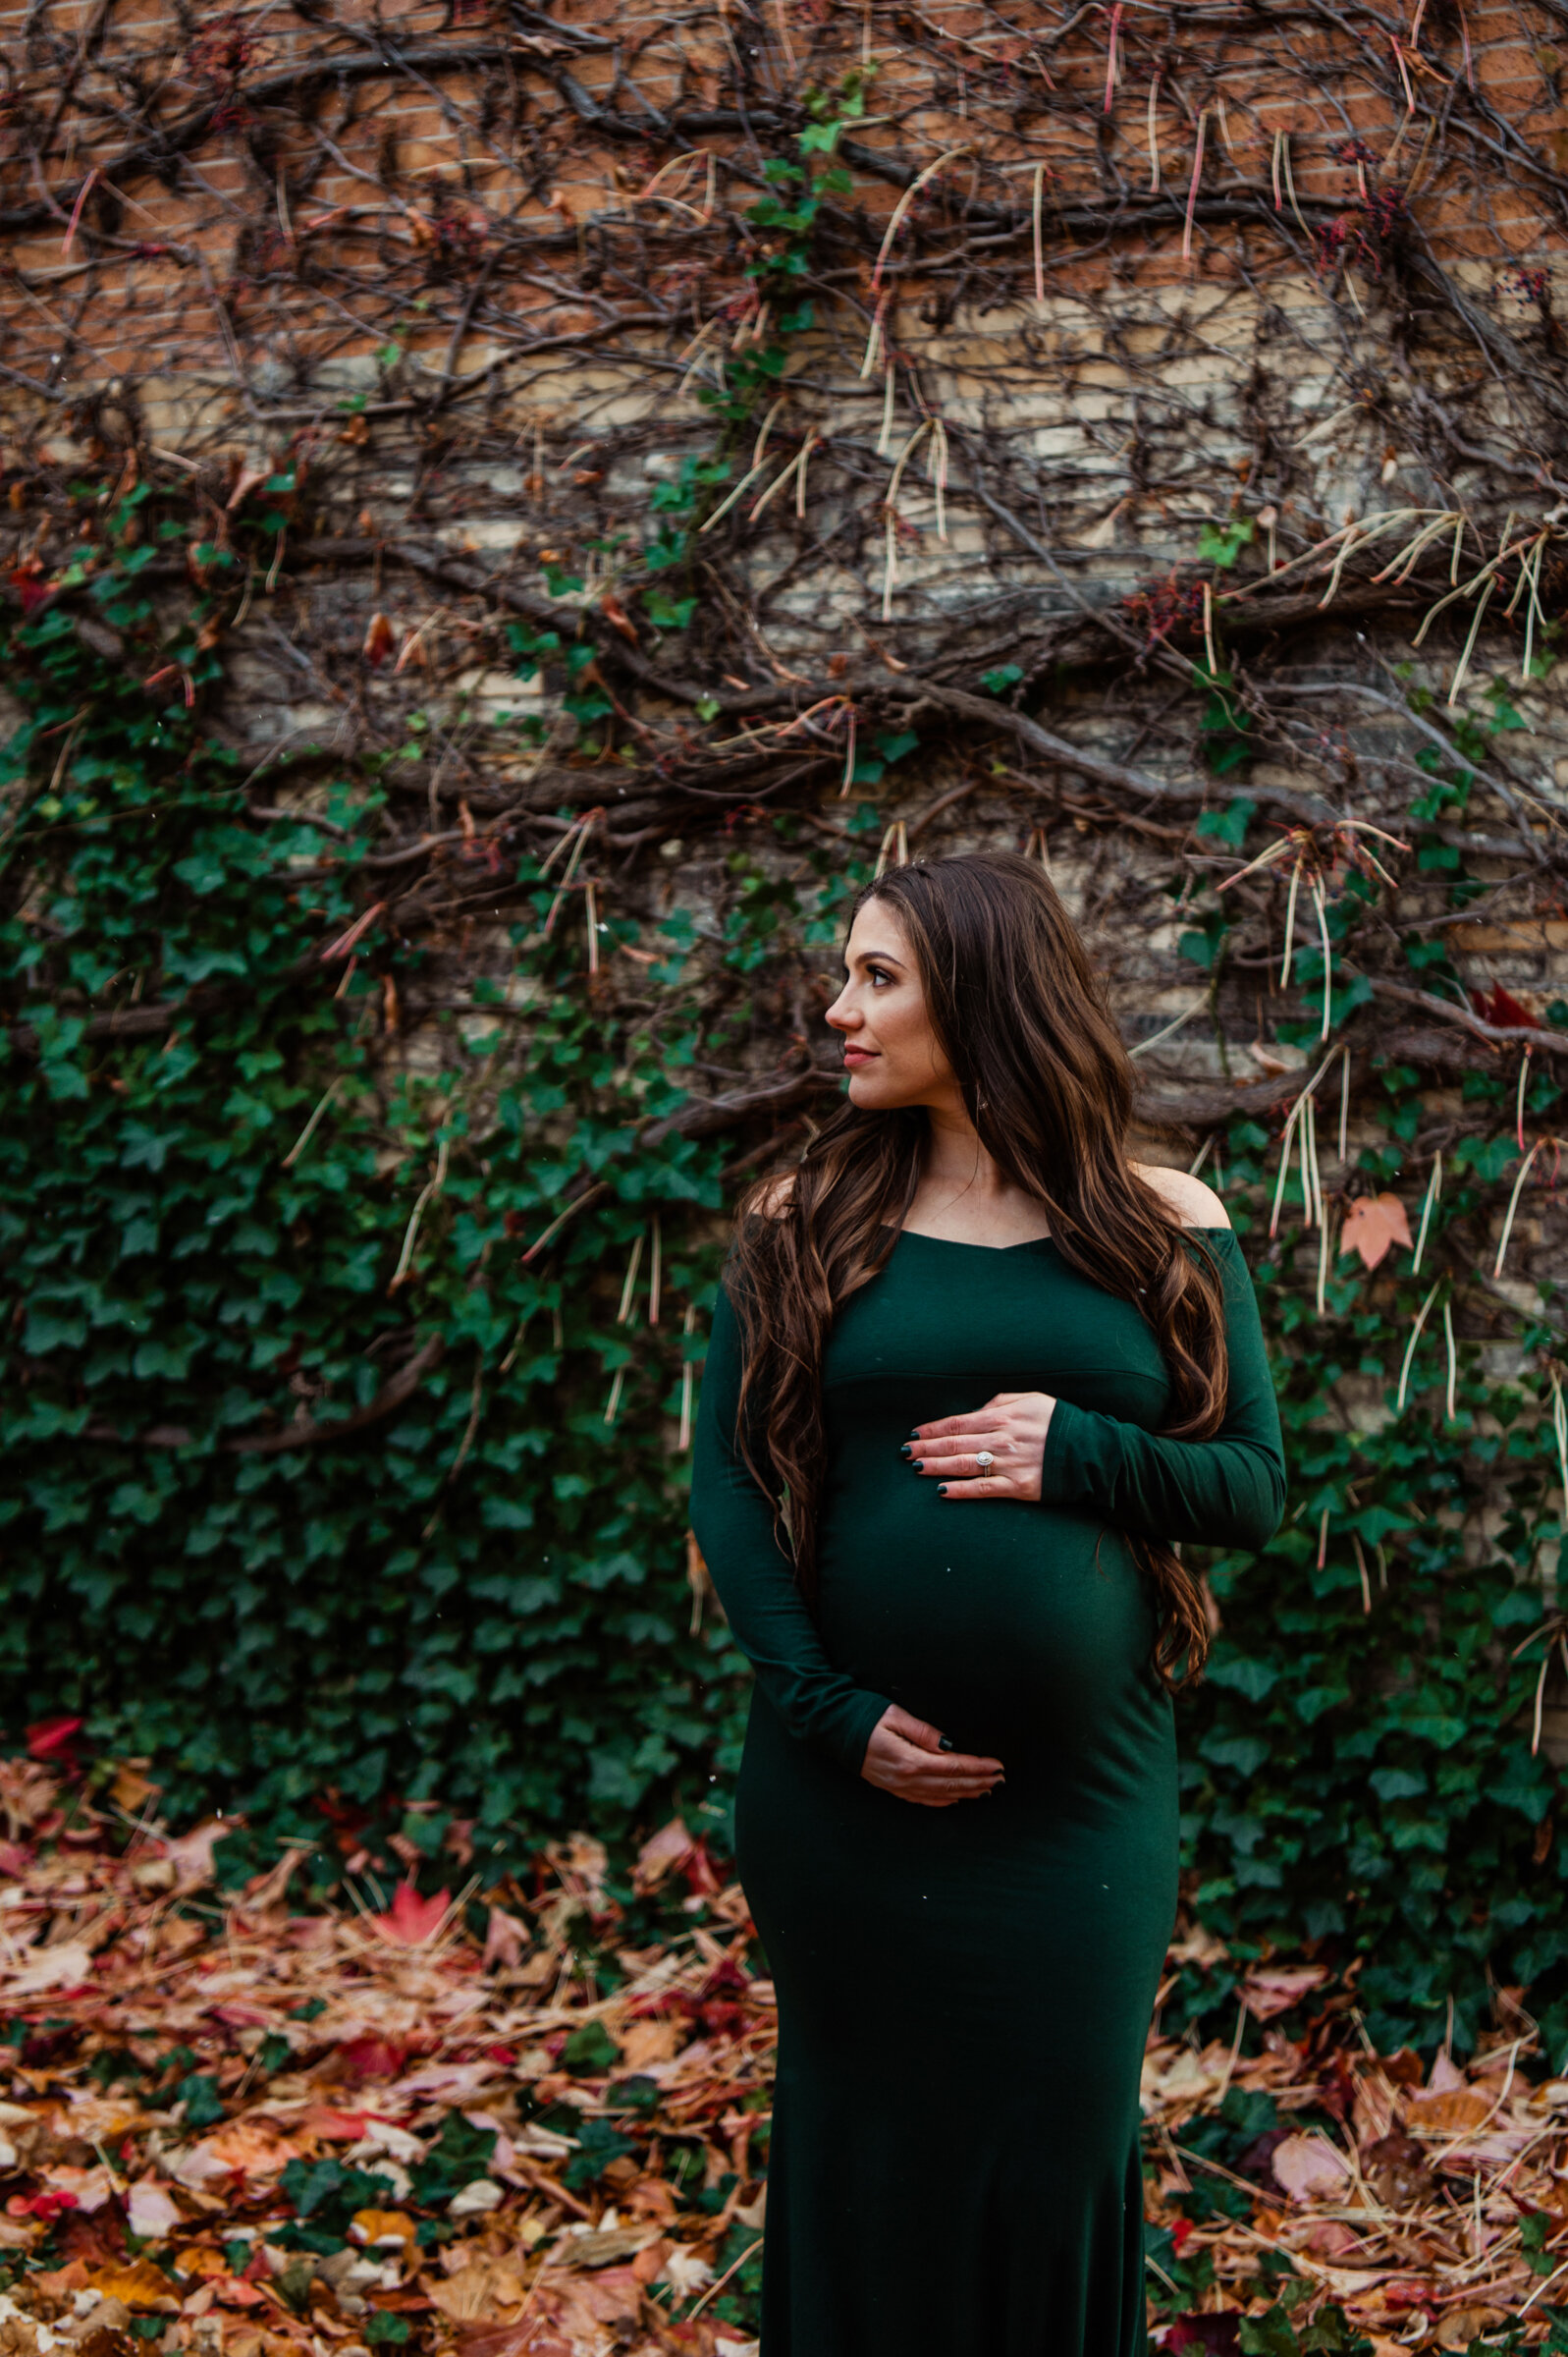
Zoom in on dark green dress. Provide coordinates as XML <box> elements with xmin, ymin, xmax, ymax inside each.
<box><xmin>690</xmin><ymin>1227</ymin><xmax>1284</xmax><ymax>2357</ymax></box>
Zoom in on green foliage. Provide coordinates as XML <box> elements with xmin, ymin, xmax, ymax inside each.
<box><xmin>275</xmin><ymin>2157</ymin><xmax>398</xmax><ymax>2251</ymax></box>
<box><xmin>0</xmin><ymin>536</ymin><xmax>747</xmax><ymax>1868</ymax></box>
<box><xmin>409</xmin><ymin>2111</ymin><xmax>496</xmax><ymax>2204</ymax></box>
<box><xmin>1239</xmin><ymin>2304</ymin><xmax>1371</xmax><ymax>2355</ymax></box>
<box><xmin>562</xmin><ymin>2018</ymin><xmax>622</xmax><ymax>2074</ymax></box>
<box><xmin>1197</xmin><ymin>797</ymin><xmax>1256</xmax><ymax>850</ymax></box>
<box><xmin>363</xmin><ymin>2315</ymin><xmax>411</xmax><ymax>2345</ymax></box>
<box><xmin>1198</xmin><ymin>517</ymin><xmax>1256</xmax><ymax>571</ymax></box>
<box><xmin>1196</xmin><ymin>665</ymin><xmax>1254</xmax><ymax>775</ymax></box>
<box><xmin>1175</xmin><ymin>1110</ymin><xmax>1568</xmax><ymax>2066</ymax></box>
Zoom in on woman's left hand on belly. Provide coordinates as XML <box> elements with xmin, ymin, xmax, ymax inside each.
<box><xmin>902</xmin><ymin>1392</ymin><xmax>1056</xmax><ymax>1502</ymax></box>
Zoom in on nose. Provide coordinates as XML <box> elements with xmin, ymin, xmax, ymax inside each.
<box><xmin>825</xmin><ymin>985</ymin><xmax>857</xmax><ymax>1033</ymax></box>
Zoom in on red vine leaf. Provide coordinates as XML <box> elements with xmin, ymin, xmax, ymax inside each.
<box><xmin>1340</xmin><ymin>1193</ymin><xmax>1412</xmax><ymax>1270</ymax></box>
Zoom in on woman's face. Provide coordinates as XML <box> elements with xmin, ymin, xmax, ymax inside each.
<box><xmin>825</xmin><ymin>903</ymin><xmax>960</xmax><ymax>1112</ymax></box>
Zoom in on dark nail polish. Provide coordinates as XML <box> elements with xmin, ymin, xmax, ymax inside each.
<box><xmin>911</xmin><ymin>1459</ymin><xmax>924</xmax><ymax>1472</ymax></box>
<box><xmin>908</xmin><ymin>1429</ymin><xmax>920</xmax><ymax>1439</ymax></box>
<box><xmin>938</xmin><ymin>1483</ymin><xmax>948</xmax><ymax>1496</ymax></box>
<box><xmin>938</xmin><ymin>1735</ymin><xmax>954</xmax><ymax>1753</ymax></box>
<box><xmin>899</xmin><ymin>1444</ymin><xmax>912</xmax><ymax>1458</ymax></box>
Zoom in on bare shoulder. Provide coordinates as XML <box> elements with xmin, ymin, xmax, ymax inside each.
<box><xmin>1132</xmin><ymin>1161</ymin><xmax>1232</xmax><ymax>1231</ymax></box>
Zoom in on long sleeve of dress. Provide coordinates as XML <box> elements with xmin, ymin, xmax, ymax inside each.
<box><xmin>690</xmin><ymin>1284</ymin><xmax>892</xmax><ymax>1777</ymax></box>
<box><xmin>1037</xmin><ymin>1230</ymin><xmax>1285</xmax><ymax>1551</ymax></box>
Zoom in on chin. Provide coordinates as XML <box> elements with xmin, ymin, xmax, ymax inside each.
<box><xmin>844</xmin><ymin>1067</ymin><xmax>905</xmax><ymax>1110</ymax></box>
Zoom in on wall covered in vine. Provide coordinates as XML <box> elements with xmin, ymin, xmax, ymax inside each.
<box><xmin>4</xmin><ymin>0</ymin><xmax>1568</xmax><ymax>2058</ymax></box>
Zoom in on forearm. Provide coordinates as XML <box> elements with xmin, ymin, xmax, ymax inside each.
<box><xmin>1039</xmin><ymin>1398</ymin><xmax>1285</xmax><ymax>1550</ymax></box>
<box><xmin>689</xmin><ymin>1485</ymin><xmax>891</xmax><ymax>1772</ymax></box>
<box><xmin>689</xmin><ymin>1285</ymin><xmax>892</xmax><ymax>1775</ymax></box>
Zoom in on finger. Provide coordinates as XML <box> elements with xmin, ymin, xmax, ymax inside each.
<box><xmin>935</xmin><ymin>1476</ymin><xmax>1011</xmax><ymax>1499</ymax></box>
<box><xmin>889</xmin><ymin>1713</ymin><xmax>946</xmax><ymax>1755</ymax></box>
<box><xmin>904</xmin><ymin>1753</ymin><xmax>1004</xmax><ymax>1780</ymax></box>
<box><xmin>911</xmin><ymin>1452</ymin><xmax>1008</xmax><ymax>1480</ymax></box>
<box><xmin>909</xmin><ymin>1411</ymin><xmax>996</xmax><ymax>1440</ymax></box>
<box><xmin>904</xmin><ymin>1432</ymin><xmax>1005</xmax><ymax>1464</ymax></box>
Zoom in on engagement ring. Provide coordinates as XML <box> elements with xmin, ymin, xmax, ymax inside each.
<box><xmin>975</xmin><ymin>1451</ymin><xmax>995</xmax><ymax>1469</ymax></box>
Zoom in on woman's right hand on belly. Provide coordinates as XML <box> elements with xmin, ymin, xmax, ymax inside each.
<box><xmin>859</xmin><ymin>1705</ymin><xmax>1004</xmax><ymax>1807</ymax></box>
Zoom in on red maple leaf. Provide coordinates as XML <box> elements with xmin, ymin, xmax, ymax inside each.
<box><xmin>27</xmin><ymin>1715</ymin><xmax>83</xmax><ymax>1761</ymax></box>
<box><xmin>1472</xmin><ymin>984</ymin><xmax>1537</xmax><ymax>1031</ymax></box>
<box><xmin>366</xmin><ymin>1881</ymin><xmax>450</xmax><ymax>1946</ymax></box>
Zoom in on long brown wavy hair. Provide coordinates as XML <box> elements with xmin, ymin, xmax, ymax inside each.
<box><xmin>728</xmin><ymin>850</ymin><xmax>1230</xmax><ymax>1687</ymax></box>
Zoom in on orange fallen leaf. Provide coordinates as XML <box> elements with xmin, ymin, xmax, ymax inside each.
<box><xmin>174</xmin><ymin>2249</ymin><xmax>232</xmax><ymax>2280</ymax></box>
<box><xmin>1340</xmin><ymin>1193</ymin><xmax>1412</xmax><ymax>1271</ymax></box>
<box><xmin>86</xmin><ymin>2259</ymin><xmax>183</xmax><ymax>2310</ymax></box>
<box><xmin>1405</xmin><ymin>2088</ymin><xmax>1491</xmax><ymax>2132</ymax></box>
<box><xmin>349</xmin><ymin>2210</ymin><xmax>416</xmax><ymax>2249</ymax></box>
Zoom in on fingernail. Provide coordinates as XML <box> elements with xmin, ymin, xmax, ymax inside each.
<box><xmin>899</xmin><ymin>1444</ymin><xmax>912</xmax><ymax>1458</ymax></box>
<box><xmin>938</xmin><ymin>1736</ymin><xmax>954</xmax><ymax>1752</ymax></box>
<box><xmin>937</xmin><ymin>1484</ymin><xmax>947</xmax><ymax>1496</ymax></box>
<box><xmin>908</xmin><ymin>1429</ymin><xmax>920</xmax><ymax>1439</ymax></box>
<box><xmin>911</xmin><ymin>1459</ymin><xmax>924</xmax><ymax>1472</ymax></box>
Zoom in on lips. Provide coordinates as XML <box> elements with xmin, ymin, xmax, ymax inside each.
<box><xmin>842</xmin><ymin>1047</ymin><xmax>878</xmax><ymax>1067</ymax></box>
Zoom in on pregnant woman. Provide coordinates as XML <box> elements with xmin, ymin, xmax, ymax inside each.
<box><xmin>690</xmin><ymin>850</ymin><xmax>1284</xmax><ymax>2356</ymax></box>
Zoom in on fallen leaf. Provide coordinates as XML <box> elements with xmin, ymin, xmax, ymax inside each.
<box><xmin>448</xmin><ymin>2179</ymin><xmax>503</xmax><ymax>2219</ymax></box>
<box><xmin>1239</xmin><ymin>1964</ymin><xmax>1328</xmax><ymax>2020</ymax></box>
<box><xmin>1436</xmin><ymin>2308</ymin><xmax>1509</xmax><ymax>2350</ymax></box>
<box><xmin>126</xmin><ymin>2182</ymin><xmax>182</xmax><ymax>2238</ymax></box>
<box><xmin>1339</xmin><ymin>1193</ymin><xmax>1413</xmax><ymax>1271</ymax></box>
<box><xmin>366</xmin><ymin>1881</ymin><xmax>451</xmax><ymax>1946</ymax></box>
<box><xmin>619</xmin><ymin>2020</ymin><xmax>683</xmax><ymax>2070</ymax></box>
<box><xmin>362</xmin><ymin>612</ymin><xmax>396</xmax><ymax>668</ymax></box>
<box><xmin>2</xmin><ymin>1942</ymin><xmax>94</xmax><ymax>1996</ymax></box>
<box><xmin>482</xmin><ymin>1906</ymin><xmax>530</xmax><ymax>1973</ymax></box>
<box><xmin>85</xmin><ymin>2261</ymin><xmax>180</xmax><ymax>2312</ymax></box>
<box><xmin>632</xmin><ymin>1821</ymin><xmax>694</xmax><ymax>1895</ymax></box>
<box><xmin>349</xmin><ymin>2208</ymin><xmax>415</xmax><ymax>2249</ymax></box>
<box><xmin>1270</xmin><ymin>2131</ymin><xmax>1355</xmax><ymax>2203</ymax></box>
<box><xmin>189</xmin><ymin>2119</ymin><xmax>305</xmax><ymax>2179</ymax></box>
<box><xmin>1405</xmin><ymin>2089</ymin><xmax>1491</xmax><ymax>2132</ymax></box>
<box><xmin>157</xmin><ymin>1822</ymin><xmax>230</xmax><ymax>1882</ymax></box>
<box><xmin>426</xmin><ymin>2258</ymin><xmax>526</xmax><ymax>2323</ymax></box>
<box><xmin>1363</xmin><ymin>2132</ymin><xmax>1433</xmax><ymax>2209</ymax></box>
<box><xmin>27</xmin><ymin>1718</ymin><xmax>83</xmax><ymax>1762</ymax></box>
<box><xmin>40</xmin><ymin>2167</ymin><xmax>114</xmax><ymax>2216</ymax></box>
<box><xmin>109</xmin><ymin>1765</ymin><xmax>159</xmax><ymax>1814</ymax></box>
<box><xmin>556</xmin><ymin>2225</ymin><xmax>661</xmax><ymax>2272</ymax></box>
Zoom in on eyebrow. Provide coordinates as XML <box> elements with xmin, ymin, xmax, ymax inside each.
<box><xmin>848</xmin><ymin>947</ymin><xmax>907</xmax><ymax>970</ymax></box>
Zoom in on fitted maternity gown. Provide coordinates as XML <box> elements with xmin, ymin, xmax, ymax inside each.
<box><xmin>689</xmin><ymin>1225</ymin><xmax>1285</xmax><ymax>2357</ymax></box>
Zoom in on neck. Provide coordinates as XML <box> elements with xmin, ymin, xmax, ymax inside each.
<box><xmin>921</xmin><ymin>1099</ymin><xmax>1008</xmax><ymax>1202</ymax></box>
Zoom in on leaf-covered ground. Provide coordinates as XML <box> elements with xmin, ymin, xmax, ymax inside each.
<box><xmin>0</xmin><ymin>1759</ymin><xmax>1563</xmax><ymax>2357</ymax></box>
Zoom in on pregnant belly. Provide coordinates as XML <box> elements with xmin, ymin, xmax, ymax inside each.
<box><xmin>815</xmin><ymin>1466</ymin><xmax>1164</xmax><ymax>1797</ymax></box>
